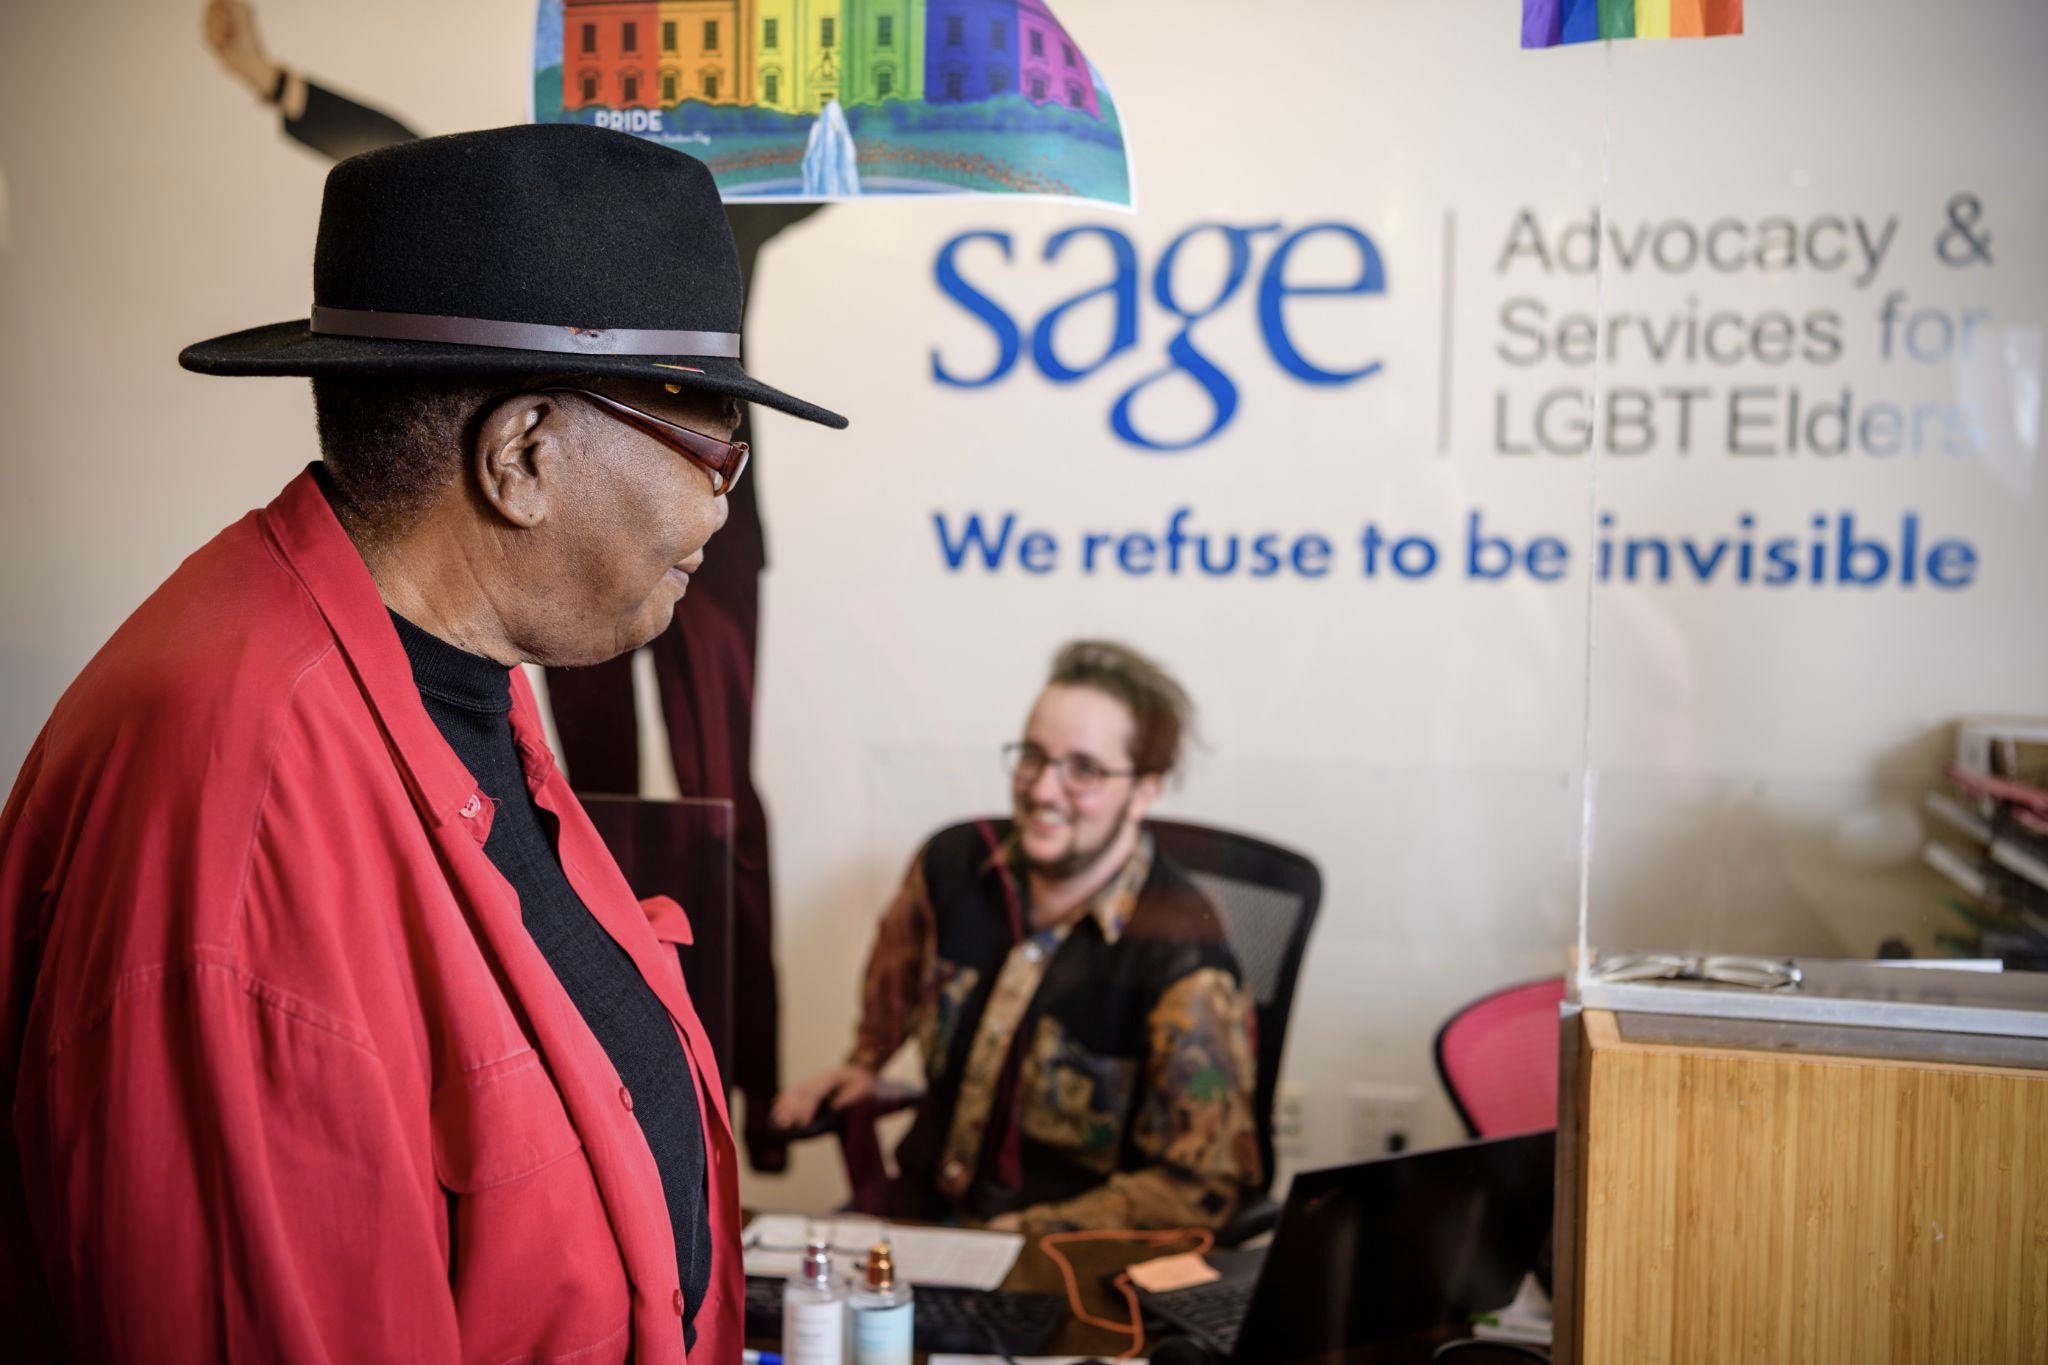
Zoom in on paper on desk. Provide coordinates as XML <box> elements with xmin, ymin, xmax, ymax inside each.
<box><xmin>1471</xmin><ymin>1272</ymin><xmax>1552</xmax><ymax>1346</ymax></box>
<box><xmin>742</xmin><ymin>1214</ymin><xmax>1024</xmax><ymax>1291</ymax></box>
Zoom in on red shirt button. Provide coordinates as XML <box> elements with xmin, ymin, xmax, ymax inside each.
<box><xmin>673</xmin><ymin>1288</ymin><xmax>684</xmax><ymax>1316</ymax></box>
<box><xmin>619</xmin><ymin>1086</ymin><xmax>634</xmax><ymax>1112</ymax></box>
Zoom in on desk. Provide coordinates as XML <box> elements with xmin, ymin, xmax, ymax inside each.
<box><xmin>746</xmin><ymin>1227</ymin><xmax>1473</xmax><ymax>1364</ymax></box>
<box><xmin>742</xmin><ymin>1229</ymin><xmax>1142</xmax><ymax>1362</ymax></box>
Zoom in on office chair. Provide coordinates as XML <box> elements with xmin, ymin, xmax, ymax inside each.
<box><xmin>1433</xmin><ymin>977</ymin><xmax>1568</xmax><ymax>1139</ymax></box>
<box><xmin>1150</xmin><ymin>818</ymin><xmax>1322</xmax><ymax>1244</ymax></box>
<box><xmin>790</xmin><ymin>816</ymin><xmax>1323</xmax><ymax>1245</ymax></box>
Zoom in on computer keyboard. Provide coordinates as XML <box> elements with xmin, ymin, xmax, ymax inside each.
<box><xmin>1149</xmin><ymin>1274</ymin><xmax>1257</xmax><ymax>1353</ymax></box>
<box><xmin>744</xmin><ymin>1275</ymin><xmax>1068</xmax><ymax>1356</ymax></box>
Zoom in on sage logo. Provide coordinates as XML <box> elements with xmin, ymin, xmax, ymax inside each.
<box><xmin>931</xmin><ymin>221</ymin><xmax>1389</xmax><ymax>451</ymax></box>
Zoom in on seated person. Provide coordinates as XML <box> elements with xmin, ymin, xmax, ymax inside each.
<box><xmin>773</xmin><ymin>641</ymin><xmax>1260</xmax><ymax>1234</ymax></box>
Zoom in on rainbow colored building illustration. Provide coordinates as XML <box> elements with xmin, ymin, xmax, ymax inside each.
<box><xmin>558</xmin><ymin>0</ymin><xmax>1100</xmax><ymax>118</ymax></box>
<box><xmin>534</xmin><ymin>0</ymin><xmax>1129</xmax><ymax>202</ymax></box>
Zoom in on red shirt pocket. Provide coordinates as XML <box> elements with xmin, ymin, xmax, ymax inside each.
<box><xmin>432</xmin><ymin>1050</ymin><xmax>633</xmax><ymax>1364</ymax></box>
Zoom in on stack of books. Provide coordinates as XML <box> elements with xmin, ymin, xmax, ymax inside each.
<box><xmin>1920</xmin><ymin>718</ymin><xmax>2048</xmax><ymax>968</ymax></box>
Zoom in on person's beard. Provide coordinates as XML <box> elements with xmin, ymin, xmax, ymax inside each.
<box><xmin>1021</xmin><ymin>790</ymin><xmax>1137</xmax><ymax>882</ymax></box>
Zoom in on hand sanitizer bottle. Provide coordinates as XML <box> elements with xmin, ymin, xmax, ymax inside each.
<box><xmin>783</xmin><ymin>1237</ymin><xmax>847</xmax><ymax>1365</ymax></box>
<box><xmin>849</xmin><ymin>1241</ymin><xmax>914</xmax><ymax>1365</ymax></box>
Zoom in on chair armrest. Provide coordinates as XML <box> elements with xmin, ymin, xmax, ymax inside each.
<box><xmin>774</xmin><ymin>1080</ymin><xmax>928</xmax><ymax>1216</ymax></box>
<box><xmin>851</xmin><ymin>1077</ymin><xmax>926</xmax><ymax>1114</ymax></box>
<box><xmin>769</xmin><ymin>1110</ymin><xmax>843</xmax><ymax>1143</ymax></box>
<box><xmin>767</xmin><ymin>1078</ymin><xmax>926</xmax><ymax>1143</ymax></box>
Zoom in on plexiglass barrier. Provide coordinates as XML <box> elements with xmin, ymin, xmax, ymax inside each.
<box><xmin>1573</xmin><ymin>19</ymin><xmax>2048</xmax><ymax>1030</ymax></box>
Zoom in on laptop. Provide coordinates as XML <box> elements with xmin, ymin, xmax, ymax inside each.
<box><xmin>1137</xmin><ymin>1130</ymin><xmax>1555</xmax><ymax>1363</ymax></box>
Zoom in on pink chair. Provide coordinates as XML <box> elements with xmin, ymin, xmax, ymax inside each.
<box><xmin>1433</xmin><ymin>978</ymin><xmax>1568</xmax><ymax>1138</ymax></box>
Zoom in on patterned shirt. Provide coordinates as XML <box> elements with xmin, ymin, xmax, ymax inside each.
<box><xmin>847</xmin><ymin>821</ymin><xmax>1261</xmax><ymax>1234</ymax></box>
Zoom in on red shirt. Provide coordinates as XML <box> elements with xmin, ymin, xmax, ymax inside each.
<box><xmin>0</xmin><ymin>469</ymin><xmax>741</xmax><ymax>1363</ymax></box>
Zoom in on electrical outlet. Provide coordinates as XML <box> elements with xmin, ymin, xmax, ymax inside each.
<box><xmin>1274</xmin><ymin>1081</ymin><xmax>1308</xmax><ymax>1160</ymax></box>
<box><xmin>1347</xmin><ymin>1084</ymin><xmax>1420</xmax><ymax>1160</ymax></box>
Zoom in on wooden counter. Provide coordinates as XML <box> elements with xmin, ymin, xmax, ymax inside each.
<box><xmin>1560</xmin><ymin>1007</ymin><xmax>2048</xmax><ymax>1364</ymax></box>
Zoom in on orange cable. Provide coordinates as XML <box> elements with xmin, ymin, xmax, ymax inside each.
<box><xmin>1036</xmin><ymin>1227</ymin><xmax>1216</xmax><ymax>1363</ymax></box>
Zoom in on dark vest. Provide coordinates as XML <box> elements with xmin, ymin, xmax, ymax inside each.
<box><xmin>890</xmin><ymin>820</ymin><xmax>1241</xmax><ymax>1220</ymax></box>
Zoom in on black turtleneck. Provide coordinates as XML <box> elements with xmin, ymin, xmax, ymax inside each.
<box><xmin>390</xmin><ymin>612</ymin><xmax>710</xmax><ymax>1346</ymax></box>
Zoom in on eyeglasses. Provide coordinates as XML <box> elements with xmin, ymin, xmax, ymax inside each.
<box><xmin>1003</xmin><ymin>741</ymin><xmax>1137</xmax><ymax>796</ymax></box>
<box><xmin>543</xmin><ymin>387</ymin><xmax>749</xmax><ymax>495</ymax></box>
<box><xmin>1590</xmin><ymin>952</ymin><xmax>1803</xmax><ymax>991</ymax></box>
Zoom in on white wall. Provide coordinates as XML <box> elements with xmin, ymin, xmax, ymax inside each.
<box><xmin>3</xmin><ymin>1</ymin><xmax>2042</xmax><ymax>1219</ymax></box>
<box><xmin>740</xmin><ymin>0</ymin><xmax>2047</xmax><ymax>1206</ymax></box>
<box><xmin>0</xmin><ymin>0</ymin><xmax>529</xmax><ymax>759</ymax></box>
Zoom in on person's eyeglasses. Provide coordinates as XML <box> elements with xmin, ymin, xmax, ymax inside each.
<box><xmin>1003</xmin><ymin>741</ymin><xmax>1136</xmax><ymax>796</ymax></box>
<box><xmin>543</xmin><ymin>387</ymin><xmax>749</xmax><ymax>495</ymax></box>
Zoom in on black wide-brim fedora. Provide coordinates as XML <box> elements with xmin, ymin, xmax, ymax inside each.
<box><xmin>180</xmin><ymin>123</ymin><xmax>846</xmax><ymax>429</ymax></box>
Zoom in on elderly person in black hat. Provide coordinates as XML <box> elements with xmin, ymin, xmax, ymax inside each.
<box><xmin>0</xmin><ymin>124</ymin><xmax>841</xmax><ymax>1364</ymax></box>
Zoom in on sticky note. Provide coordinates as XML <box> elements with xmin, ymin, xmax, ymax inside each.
<box><xmin>1127</xmin><ymin>1252</ymin><xmax>1223</xmax><ymax>1294</ymax></box>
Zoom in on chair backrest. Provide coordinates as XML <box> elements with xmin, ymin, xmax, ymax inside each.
<box><xmin>1147</xmin><ymin>819</ymin><xmax>1323</xmax><ymax>1198</ymax></box>
<box><xmin>936</xmin><ymin>816</ymin><xmax>1321</xmax><ymax>1196</ymax></box>
<box><xmin>1434</xmin><ymin>977</ymin><xmax>1568</xmax><ymax>1139</ymax></box>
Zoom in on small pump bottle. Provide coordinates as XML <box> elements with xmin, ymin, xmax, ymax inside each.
<box><xmin>783</xmin><ymin>1237</ymin><xmax>848</xmax><ymax>1365</ymax></box>
<box><xmin>848</xmin><ymin>1240</ymin><xmax>914</xmax><ymax>1365</ymax></box>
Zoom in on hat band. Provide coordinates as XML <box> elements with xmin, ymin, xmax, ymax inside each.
<box><xmin>310</xmin><ymin>306</ymin><xmax>741</xmax><ymax>359</ymax></box>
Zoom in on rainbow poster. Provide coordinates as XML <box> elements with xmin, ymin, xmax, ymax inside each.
<box><xmin>1522</xmin><ymin>0</ymin><xmax>1744</xmax><ymax>47</ymax></box>
<box><xmin>531</xmin><ymin>0</ymin><xmax>1131</xmax><ymax>205</ymax></box>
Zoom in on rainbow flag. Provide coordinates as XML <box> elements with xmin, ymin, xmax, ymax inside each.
<box><xmin>1522</xmin><ymin>0</ymin><xmax>1742</xmax><ymax>47</ymax></box>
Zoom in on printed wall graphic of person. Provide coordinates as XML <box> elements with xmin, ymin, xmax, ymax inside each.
<box><xmin>202</xmin><ymin>0</ymin><xmax>810</xmax><ymax>1170</ymax></box>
